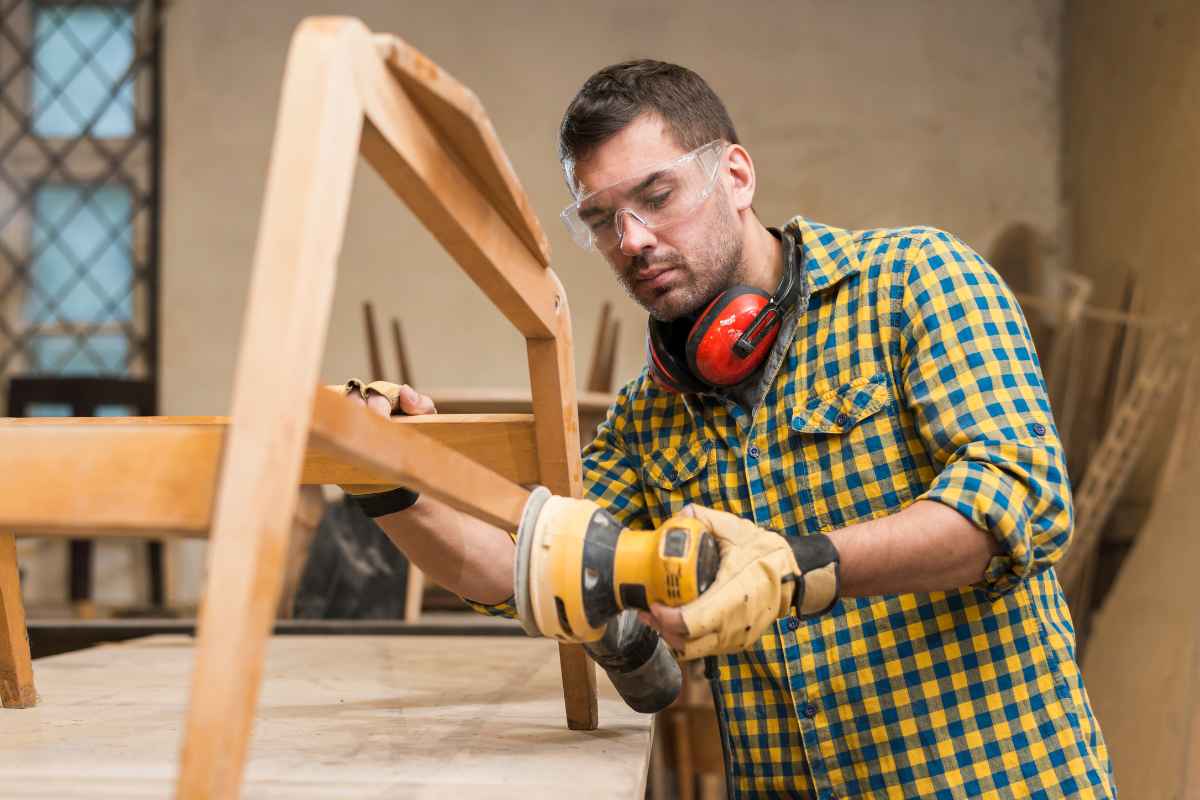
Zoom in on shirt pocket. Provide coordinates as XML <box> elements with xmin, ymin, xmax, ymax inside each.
<box><xmin>788</xmin><ymin>372</ymin><xmax>917</xmax><ymax>529</ymax></box>
<box><xmin>641</xmin><ymin>438</ymin><xmax>714</xmax><ymax>525</ymax></box>
<box><xmin>791</xmin><ymin>373</ymin><xmax>890</xmax><ymax>434</ymax></box>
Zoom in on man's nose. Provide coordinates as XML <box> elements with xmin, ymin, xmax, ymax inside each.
<box><xmin>616</xmin><ymin>209</ymin><xmax>656</xmax><ymax>255</ymax></box>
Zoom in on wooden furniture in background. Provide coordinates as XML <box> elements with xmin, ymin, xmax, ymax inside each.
<box><xmin>357</xmin><ymin>298</ymin><xmax>622</xmax><ymax>621</ymax></box>
<box><xmin>0</xmin><ymin>18</ymin><xmax>638</xmax><ymax>798</ymax></box>
<box><xmin>7</xmin><ymin>376</ymin><xmax>165</xmax><ymax>616</ymax></box>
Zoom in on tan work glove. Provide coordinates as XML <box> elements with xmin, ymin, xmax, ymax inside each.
<box><xmin>334</xmin><ymin>379</ymin><xmax>435</xmax><ymax>514</ymax></box>
<box><xmin>643</xmin><ymin>505</ymin><xmax>839</xmax><ymax>661</ymax></box>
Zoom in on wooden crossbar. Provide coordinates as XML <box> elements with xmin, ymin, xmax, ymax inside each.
<box><xmin>0</xmin><ymin>406</ymin><xmax>538</xmax><ymax>536</ymax></box>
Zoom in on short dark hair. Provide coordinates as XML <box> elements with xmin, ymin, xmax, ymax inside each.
<box><xmin>558</xmin><ymin>59</ymin><xmax>739</xmax><ymax>190</ymax></box>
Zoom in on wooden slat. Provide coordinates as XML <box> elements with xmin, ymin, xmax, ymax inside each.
<box><xmin>0</xmin><ymin>411</ymin><xmax>539</xmax><ymax>535</ymax></box>
<box><xmin>0</xmin><ymin>421</ymin><xmax>224</xmax><ymax>536</ymax></box>
<box><xmin>0</xmin><ymin>532</ymin><xmax>36</xmax><ymax>708</ymax></box>
<box><xmin>428</xmin><ymin>388</ymin><xmax>616</xmax><ymax>415</ymax></box>
<box><xmin>524</xmin><ymin>271</ymin><xmax>597</xmax><ymax>731</ymax></box>
<box><xmin>308</xmin><ymin>389</ymin><xmax>530</xmax><ymax>531</ymax></box>
<box><xmin>373</xmin><ymin>34</ymin><xmax>551</xmax><ymax>267</ymax></box>
<box><xmin>354</xmin><ymin>31</ymin><xmax>559</xmax><ymax>339</ymax></box>
<box><xmin>307</xmin><ymin>411</ymin><xmax>538</xmax><ymax>485</ymax></box>
<box><xmin>176</xmin><ymin>18</ymin><xmax>369</xmax><ymax>799</ymax></box>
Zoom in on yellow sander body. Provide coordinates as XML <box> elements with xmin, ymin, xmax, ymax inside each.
<box><xmin>515</xmin><ymin>488</ymin><xmax>720</xmax><ymax>642</ymax></box>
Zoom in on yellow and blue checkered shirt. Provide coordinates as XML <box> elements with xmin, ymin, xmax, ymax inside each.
<box><xmin>472</xmin><ymin>216</ymin><xmax>1115</xmax><ymax>798</ymax></box>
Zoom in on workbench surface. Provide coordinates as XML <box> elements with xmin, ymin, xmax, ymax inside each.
<box><xmin>1</xmin><ymin>634</ymin><xmax>652</xmax><ymax>798</ymax></box>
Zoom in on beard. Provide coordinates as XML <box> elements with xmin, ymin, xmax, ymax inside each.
<box><xmin>616</xmin><ymin>201</ymin><xmax>745</xmax><ymax>322</ymax></box>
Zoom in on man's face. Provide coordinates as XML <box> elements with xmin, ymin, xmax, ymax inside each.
<box><xmin>571</xmin><ymin>115</ymin><xmax>745</xmax><ymax>321</ymax></box>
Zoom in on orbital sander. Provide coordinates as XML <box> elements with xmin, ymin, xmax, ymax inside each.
<box><xmin>513</xmin><ymin>488</ymin><xmax>721</xmax><ymax>712</ymax></box>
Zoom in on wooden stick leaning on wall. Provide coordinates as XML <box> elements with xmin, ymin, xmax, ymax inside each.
<box><xmin>392</xmin><ymin>318</ymin><xmax>411</xmax><ymax>386</ymax></box>
<box><xmin>359</xmin><ymin>304</ymin><xmax>427</xmax><ymax>621</ymax></box>
<box><xmin>362</xmin><ymin>301</ymin><xmax>385</xmax><ymax>382</ymax></box>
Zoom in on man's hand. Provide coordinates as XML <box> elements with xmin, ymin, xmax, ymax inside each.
<box><xmin>638</xmin><ymin>505</ymin><xmax>839</xmax><ymax>660</ymax></box>
<box><xmin>338</xmin><ymin>380</ymin><xmax>436</xmax><ymax>511</ymax></box>
<box><xmin>342</xmin><ymin>378</ymin><xmax>436</xmax><ymax>418</ymax></box>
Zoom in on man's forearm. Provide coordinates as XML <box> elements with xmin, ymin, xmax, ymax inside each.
<box><xmin>373</xmin><ymin>495</ymin><xmax>515</xmax><ymax>604</ymax></box>
<box><xmin>828</xmin><ymin>500</ymin><xmax>1003</xmax><ymax>597</ymax></box>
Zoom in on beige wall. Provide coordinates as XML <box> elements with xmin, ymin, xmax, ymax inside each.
<box><xmin>20</xmin><ymin>1</ymin><xmax>1065</xmax><ymax>605</ymax></box>
<box><xmin>160</xmin><ymin>0</ymin><xmax>1064</xmax><ymax>413</ymax></box>
<box><xmin>1067</xmin><ymin>0</ymin><xmax>1200</xmax><ymax>795</ymax></box>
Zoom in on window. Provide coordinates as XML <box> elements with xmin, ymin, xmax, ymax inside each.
<box><xmin>31</xmin><ymin>5</ymin><xmax>136</xmax><ymax>138</ymax></box>
<box><xmin>0</xmin><ymin>0</ymin><xmax>161</xmax><ymax>399</ymax></box>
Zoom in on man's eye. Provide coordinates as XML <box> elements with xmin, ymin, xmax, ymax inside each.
<box><xmin>588</xmin><ymin>216</ymin><xmax>614</xmax><ymax>232</ymax></box>
<box><xmin>646</xmin><ymin>191</ymin><xmax>673</xmax><ymax>210</ymax></box>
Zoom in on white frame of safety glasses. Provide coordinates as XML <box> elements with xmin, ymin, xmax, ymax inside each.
<box><xmin>561</xmin><ymin>139</ymin><xmax>727</xmax><ymax>251</ymax></box>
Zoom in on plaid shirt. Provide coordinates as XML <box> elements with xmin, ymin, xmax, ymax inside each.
<box><xmin>470</xmin><ymin>216</ymin><xmax>1115</xmax><ymax>798</ymax></box>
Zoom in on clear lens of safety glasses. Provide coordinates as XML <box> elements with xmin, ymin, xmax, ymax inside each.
<box><xmin>561</xmin><ymin>140</ymin><xmax>727</xmax><ymax>251</ymax></box>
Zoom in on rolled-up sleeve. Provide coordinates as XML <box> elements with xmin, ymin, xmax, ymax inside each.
<box><xmin>899</xmin><ymin>230</ymin><xmax>1073</xmax><ymax>597</ymax></box>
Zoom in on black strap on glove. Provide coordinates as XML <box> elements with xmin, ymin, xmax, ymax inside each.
<box><xmin>346</xmin><ymin>487</ymin><xmax>421</xmax><ymax>518</ymax></box>
<box><xmin>789</xmin><ymin>533</ymin><xmax>841</xmax><ymax>617</ymax></box>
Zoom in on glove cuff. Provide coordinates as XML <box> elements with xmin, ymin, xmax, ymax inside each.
<box><xmin>789</xmin><ymin>533</ymin><xmax>840</xmax><ymax>617</ymax></box>
<box><xmin>346</xmin><ymin>486</ymin><xmax>420</xmax><ymax>517</ymax></box>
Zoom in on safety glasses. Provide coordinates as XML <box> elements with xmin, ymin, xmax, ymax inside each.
<box><xmin>560</xmin><ymin>140</ymin><xmax>727</xmax><ymax>251</ymax></box>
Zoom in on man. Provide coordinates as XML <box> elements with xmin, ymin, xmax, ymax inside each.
<box><xmin>345</xmin><ymin>61</ymin><xmax>1115</xmax><ymax>797</ymax></box>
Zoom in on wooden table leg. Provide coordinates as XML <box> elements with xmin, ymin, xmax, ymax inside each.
<box><xmin>0</xmin><ymin>532</ymin><xmax>36</xmax><ymax>708</ymax></box>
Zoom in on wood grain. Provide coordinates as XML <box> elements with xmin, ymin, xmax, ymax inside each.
<box><xmin>0</xmin><ymin>532</ymin><xmax>36</xmax><ymax>708</ymax></box>
<box><xmin>0</xmin><ymin>412</ymin><xmax>539</xmax><ymax>536</ymax></box>
<box><xmin>3</xmin><ymin>635</ymin><xmax>652</xmax><ymax>798</ymax></box>
<box><xmin>373</xmin><ymin>34</ymin><xmax>551</xmax><ymax>267</ymax></box>
<box><xmin>355</xmin><ymin>32</ymin><xmax>558</xmax><ymax>339</ymax></box>
<box><xmin>176</xmin><ymin>18</ymin><xmax>369</xmax><ymax>799</ymax></box>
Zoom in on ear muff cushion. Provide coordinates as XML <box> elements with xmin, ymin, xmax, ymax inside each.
<box><xmin>685</xmin><ymin>287</ymin><xmax>778</xmax><ymax>387</ymax></box>
<box><xmin>647</xmin><ymin>318</ymin><xmax>708</xmax><ymax>394</ymax></box>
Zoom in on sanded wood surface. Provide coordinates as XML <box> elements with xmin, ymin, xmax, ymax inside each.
<box><xmin>373</xmin><ymin>34</ymin><xmax>551</xmax><ymax>267</ymax></box>
<box><xmin>176</xmin><ymin>19</ymin><xmax>370</xmax><ymax>797</ymax></box>
<box><xmin>356</xmin><ymin>29</ymin><xmax>557</xmax><ymax>339</ymax></box>
<box><xmin>0</xmin><ymin>411</ymin><xmax>538</xmax><ymax>536</ymax></box>
<box><xmin>0</xmin><ymin>635</ymin><xmax>652</xmax><ymax>798</ymax></box>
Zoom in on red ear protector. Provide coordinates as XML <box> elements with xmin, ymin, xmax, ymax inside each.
<box><xmin>646</xmin><ymin>228</ymin><xmax>801</xmax><ymax>394</ymax></box>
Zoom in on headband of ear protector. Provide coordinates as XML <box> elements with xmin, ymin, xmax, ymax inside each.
<box><xmin>646</xmin><ymin>228</ymin><xmax>801</xmax><ymax>394</ymax></box>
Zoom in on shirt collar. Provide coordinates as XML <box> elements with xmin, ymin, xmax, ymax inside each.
<box><xmin>783</xmin><ymin>215</ymin><xmax>862</xmax><ymax>293</ymax></box>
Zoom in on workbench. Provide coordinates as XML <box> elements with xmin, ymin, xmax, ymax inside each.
<box><xmin>1</xmin><ymin>634</ymin><xmax>652</xmax><ymax>798</ymax></box>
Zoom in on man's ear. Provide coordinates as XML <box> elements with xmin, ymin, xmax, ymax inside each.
<box><xmin>725</xmin><ymin>144</ymin><xmax>756</xmax><ymax>212</ymax></box>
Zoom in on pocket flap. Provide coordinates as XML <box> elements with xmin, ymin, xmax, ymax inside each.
<box><xmin>643</xmin><ymin>438</ymin><xmax>713</xmax><ymax>489</ymax></box>
<box><xmin>791</xmin><ymin>373</ymin><xmax>889</xmax><ymax>434</ymax></box>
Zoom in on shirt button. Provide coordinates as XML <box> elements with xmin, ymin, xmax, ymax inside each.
<box><xmin>835</xmin><ymin>413</ymin><xmax>851</xmax><ymax>427</ymax></box>
<box><xmin>803</xmin><ymin>702</ymin><xmax>818</xmax><ymax>718</ymax></box>
<box><xmin>1032</xmin><ymin>422</ymin><xmax>1047</xmax><ymax>436</ymax></box>
<box><xmin>788</xmin><ymin>617</ymin><xmax>799</xmax><ymax>631</ymax></box>
<box><xmin>747</xmin><ymin>445</ymin><xmax>761</xmax><ymax>459</ymax></box>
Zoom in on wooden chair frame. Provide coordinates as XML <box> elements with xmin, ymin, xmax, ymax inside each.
<box><xmin>0</xmin><ymin>17</ymin><xmax>599</xmax><ymax>799</ymax></box>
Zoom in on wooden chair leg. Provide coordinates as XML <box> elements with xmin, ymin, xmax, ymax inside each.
<box><xmin>277</xmin><ymin>486</ymin><xmax>325</xmax><ymax>619</ymax></box>
<box><xmin>147</xmin><ymin>540</ymin><xmax>165</xmax><ymax>608</ymax></box>
<box><xmin>176</xmin><ymin>19</ymin><xmax>365</xmax><ymax>798</ymax></box>
<box><xmin>403</xmin><ymin>564</ymin><xmax>425</xmax><ymax>622</ymax></box>
<box><xmin>69</xmin><ymin>539</ymin><xmax>97</xmax><ymax>619</ymax></box>
<box><xmin>0</xmin><ymin>532</ymin><xmax>36</xmax><ymax>708</ymax></box>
